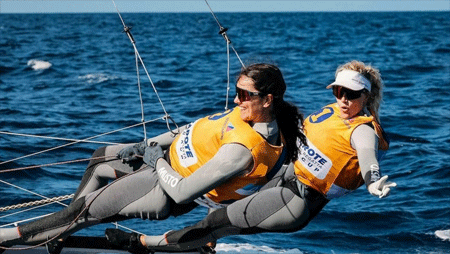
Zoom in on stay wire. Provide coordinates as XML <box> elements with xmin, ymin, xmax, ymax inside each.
<box><xmin>0</xmin><ymin>131</ymin><xmax>118</xmax><ymax>146</ymax></box>
<box><xmin>112</xmin><ymin>0</ymin><xmax>179</xmax><ymax>136</ymax></box>
<box><xmin>0</xmin><ymin>155</ymin><xmax>118</xmax><ymax>174</ymax></box>
<box><xmin>204</xmin><ymin>0</ymin><xmax>245</xmax><ymax>110</ymax></box>
<box><xmin>135</xmin><ymin>50</ymin><xmax>147</xmax><ymax>142</ymax></box>
<box><xmin>226</xmin><ymin>40</ymin><xmax>230</xmax><ymax>110</ymax></box>
<box><xmin>204</xmin><ymin>0</ymin><xmax>245</xmax><ymax>68</ymax></box>
<box><xmin>0</xmin><ymin>117</ymin><xmax>164</xmax><ymax>166</ymax></box>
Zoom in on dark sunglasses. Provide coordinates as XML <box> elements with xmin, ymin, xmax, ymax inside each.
<box><xmin>236</xmin><ymin>86</ymin><xmax>264</xmax><ymax>101</ymax></box>
<box><xmin>333</xmin><ymin>86</ymin><xmax>366</xmax><ymax>100</ymax></box>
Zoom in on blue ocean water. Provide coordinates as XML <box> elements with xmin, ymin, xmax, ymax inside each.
<box><xmin>0</xmin><ymin>11</ymin><xmax>449</xmax><ymax>254</ymax></box>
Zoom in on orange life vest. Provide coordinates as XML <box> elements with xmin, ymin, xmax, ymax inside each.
<box><xmin>169</xmin><ymin>107</ymin><xmax>285</xmax><ymax>207</ymax></box>
<box><xmin>294</xmin><ymin>103</ymin><xmax>389</xmax><ymax>199</ymax></box>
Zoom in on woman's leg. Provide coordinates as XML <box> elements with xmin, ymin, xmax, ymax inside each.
<box><xmin>72</xmin><ymin>144</ymin><xmax>145</xmax><ymax>202</ymax></box>
<box><xmin>0</xmin><ymin>167</ymin><xmax>171</xmax><ymax>247</ymax></box>
<box><xmin>109</xmin><ymin>186</ymin><xmax>313</xmax><ymax>252</ymax></box>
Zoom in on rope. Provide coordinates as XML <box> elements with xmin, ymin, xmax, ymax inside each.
<box><xmin>0</xmin><ymin>180</ymin><xmax>72</xmax><ymax>208</ymax></box>
<box><xmin>0</xmin><ymin>155</ymin><xmax>117</xmax><ymax>174</ymax></box>
<box><xmin>0</xmin><ymin>116</ymin><xmax>164</xmax><ymax>166</ymax></box>
<box><xmin>0</xmin><ymin>194</ymin><xmax>74</xmax><ymax>212</ymax></box>
<box><xmin>0</xmin><ymin>202</ymin><xmax>61</xmax><ymax>223</ymax></box>
<box><xmin>0</xmin><ymin>131</ymin><xmax>119</xmax><ymax>145</ymax></box>
<box><xmin>0</xmin><ymin>168</ymin><xmax>147</xmax><ymax>252</ymax></box>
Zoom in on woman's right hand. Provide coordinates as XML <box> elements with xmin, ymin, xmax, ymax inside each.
<box><xmin>367</xmin><ymin>175</ymin><xmax>397</xmax><ymax>198</ymax></box>
<box><xmin>143</xmin><ymin>142</ymin><xmax>164</xmax><ymax>168</ymax></box>
<box><xmin>117</xmin><ymin>141</ymin><xmax>146</xmax><ymax>162</ymax></box>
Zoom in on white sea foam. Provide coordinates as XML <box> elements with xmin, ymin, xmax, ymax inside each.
<box><xmin>78</xmin><ymin>73</ymin><xmax>118</xmax><ymax>84</ymax></box>
<box><xmin>435</xmin><ymin>230</ymin><xmax>450</xmax><ymax>241</ymax></box>
<box><xmin>27</xmin><ymin>59</ymin><xmax>52</xmax><ymax>70</ymax></box>
<box><xmin>216</xmin><ymin>243</ymin><xmax>303</xmax><ymax>253</ymax></box>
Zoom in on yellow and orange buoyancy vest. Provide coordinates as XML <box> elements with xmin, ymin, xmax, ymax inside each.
<box><xmin>169</xmin><ymin>107</ymin><xmax>285</xmax><ymax>207</ymax></box>
<box><xmin>294</xmin><ymin>103</ymin><xmax>389</xmax><ymax>199</ymax></box>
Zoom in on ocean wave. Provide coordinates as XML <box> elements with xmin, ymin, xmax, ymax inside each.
<box><xmin>0</xmin><ymin>160</ymin><xmax>47</xmax><ymax>179</ymax></box>
<box><xmin>27</xmin><ymin>59</ymin><xmax>52</xmax><ymax>70</ymax></box>
<box><xmin>216</xmin><ymin>243</ymin><xmax>303</xmax><ymax>253</ymax></box>
<box><xmin>387</xmin><ymin>133</ymin><xmax>431</xmax><ymax>144</ymax></box>
<box><xmin>0</xmin><ymin>65</ymin><xmax>16</xmax><ymax>75</ymax></box>
<box><xmin>78</xmin><ymin>73</ymin><xmax>119</xmax><ymax>84</ymax></box>
<box><xmin>435</xmin><ymin>230</ymin><xmax>450</xmax><ymax>241</ymax></box>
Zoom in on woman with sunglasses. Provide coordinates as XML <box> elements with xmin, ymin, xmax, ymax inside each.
<box><xmin>105</xmin><ymin>60</ymin><xmax>397</xmax><ymax>253</ymax></box>
<box><xmin>0</xmin><ymin>63</ymin><xmax>306</xmax><ymax>253</ymax></box>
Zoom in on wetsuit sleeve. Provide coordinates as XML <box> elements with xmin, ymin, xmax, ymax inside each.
<box><xmin>145</xmin><ymin>125</ymin><xmax>188</xmax><ymax>149</ymax></box>
<box><xmin>154</xmin><ymin>143</ymin><xmax>253</xmax><ymax>204</ymax></box>
<box><xmin>351</xmin><ymin>124</ymin><xmax>381</xmax><ymax>188</ymax></box>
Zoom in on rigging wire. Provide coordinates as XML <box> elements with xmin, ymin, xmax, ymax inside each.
<box><xmin>0</xmin><ymin>168</ymin><xmax>145</xmax><ymax>252</ymax></box>
<box><xmin>204</xmin><ymin>0</ymin><xmax>245</xmax><ymax>110</ymax></box>
<box><xmin>112</xmin><ymin>0</ymin><xmax>179</xmax><ymax>136</ymax></box>
<box><xmin>0</xmin><ymin>117</ymin><xmax>164</xmax><ymax>166</ymax></box>
<box><xmin>135</xmin><ymin>49</ymin><xmax>148</xmax><ymax>142</ymax></box>
<box><xmin>0</xmin><ymin>180</ymin><xmax>72</xmax><ymax>208</ymax></box>
<box><xmin>0</xmin><ymin>155</ymin><xmax>117</xmax><ymax>174</ymax></box>
<box><xmin>0</xmin><ymin>131</ymin><xmax>118</xmax><ymax>146</ymax></box>
<box><xmin>204</xmin><ymin>0</ymin><xmax>245</xmax><ymax>67</ymax></box>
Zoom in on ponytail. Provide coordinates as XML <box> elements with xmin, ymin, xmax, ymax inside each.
<box><xmin>273</xmin><ymin>99</ymin><xmax>307</xmax><ymax>162</ymax></box>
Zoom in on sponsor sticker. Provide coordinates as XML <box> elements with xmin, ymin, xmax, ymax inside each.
<box><xmin>175</xmin><ymin>122</ymin><xmax>198</xmax><ymax>167</ymax></box>
<box><xmin>297</xmin><ymin>138</ymin><xmax>332</xmax><ymax>180</ymax></box>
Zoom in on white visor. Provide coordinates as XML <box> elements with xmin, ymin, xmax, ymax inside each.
<box><xmin>326</xmin><ymin>69</ymin><xmax>371</xmax><ymax>91</ymax></box>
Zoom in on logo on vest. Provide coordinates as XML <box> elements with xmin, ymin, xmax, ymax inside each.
<box><xmin>297</xmin><ymin>138</ymin><xmax>332</xmax><ymax>180</ymax></box>
<box><xmin>226</xmin><ymin>122</ymin><xmax>234</xmax><ymax>132</ymax></box>
<box><xmin>176</xmin><ymin>122</ymin><xmax>198</xmax><ymax>167</ymax></box>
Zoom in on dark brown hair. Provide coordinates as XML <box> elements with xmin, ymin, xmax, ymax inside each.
<box><xmin>238</xmin><ymin>63</ymin><xmax>307</xmax><ymax>162</ymax></box>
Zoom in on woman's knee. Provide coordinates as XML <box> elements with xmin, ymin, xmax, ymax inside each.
<box><xmin>87</xmin><ymin>146</ymin><xmax>108</xmax><ymax>168</ymax></box>
<box><xmin>257</xmin><ymin>192</ymin><xmax>310</xmax><ymax>231</ymax></box>
<box><xmin>227</xmin><ymin>187</ymin><xmax>310</xmax><ymax>232</ymax></box>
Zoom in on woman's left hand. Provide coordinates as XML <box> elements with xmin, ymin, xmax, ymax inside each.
<box><xmin>368</xmin><ymin>175</ymin><xmax>397</xmax><ymax>198</ymax></box>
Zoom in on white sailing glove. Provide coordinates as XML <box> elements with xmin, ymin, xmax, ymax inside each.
<box><xmin>367</xmin><ymin>175</ymin><xmax>397</xmax><ymax>198</ymax></box>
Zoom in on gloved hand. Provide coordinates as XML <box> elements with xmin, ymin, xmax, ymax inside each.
<box><xmin>117</xmin><ymin>141</ymin><xmax>147</xmax><ymax>163</ymax></box>
<box><xmin>143</xmin><ymin>142</ymin><xmax>164</xmax><ymax>169</ymax></box>
<box><xmin>367</xmin><ymin>175</ymin><xmax>397</xmax><ymax>198</ymax></box>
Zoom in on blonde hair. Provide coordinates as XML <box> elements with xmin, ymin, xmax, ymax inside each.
<box><xmin>336</xmin><ymin>60</ymin><xmax>383</xmax><ymax>123</ymax></box>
